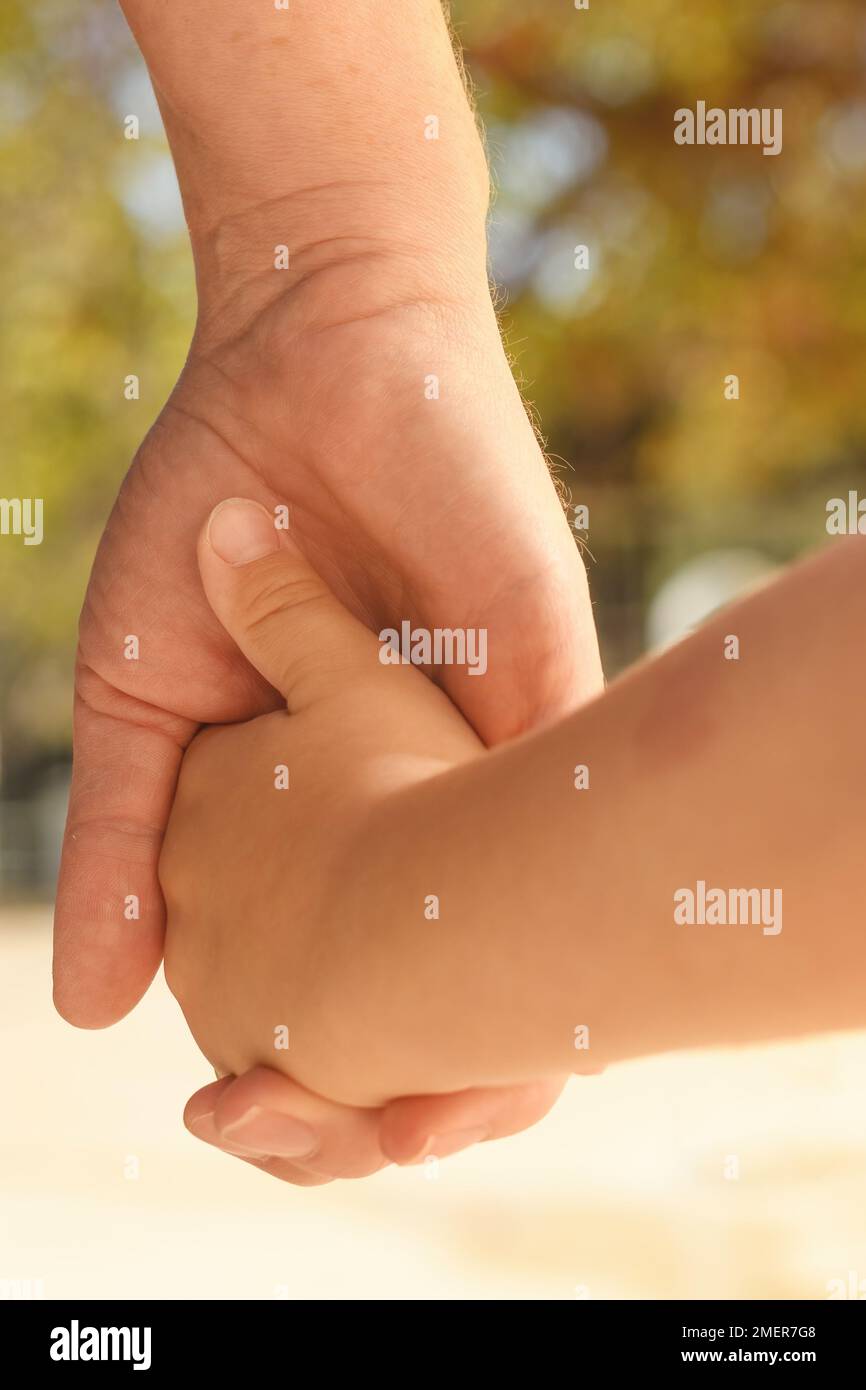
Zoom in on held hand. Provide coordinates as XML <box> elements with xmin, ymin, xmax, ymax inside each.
<box><xmin>55</xmin><ymin>291</ymin><xmax>601</xmax><ymax>1024</ymax></box>
<box><xmin>162</xmin><ymin>500</ymin><xmax>571</xmax><ymax>1176</ymax></box>
<box><xmin>56</xmin><ymin>278</ymin><xmax>600</xmax><ymax>1182</ymax></box>
<box><xmin>163</xmin><ymin>499</ymin><xmax>500</xmax><ymax>1103</ymax></box>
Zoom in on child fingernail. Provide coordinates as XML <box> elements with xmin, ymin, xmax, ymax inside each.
<box><xmin>417</xmin><ymin>1126</ymin><xmax>491</xmax><ymax>1161</ymax></box>
<box><xmin>207</xmin><ymin>498</ymin><xmax>281</xmax><ymax>565</ymax></box>
<box><xmin>220</xmin><ymin>1106</ymin><xmax>320</xmax><ymax>1158</ymax></box>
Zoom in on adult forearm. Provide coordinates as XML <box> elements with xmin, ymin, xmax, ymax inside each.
<box><xmin>336</xmin><ymin>538</ymin><xmax>866</xmax><ymax>1104</ymax></box>
<box><xmin>119</xmin><ymin>1</ymin><xmax>490</xmax><ymax>313</ymax></box>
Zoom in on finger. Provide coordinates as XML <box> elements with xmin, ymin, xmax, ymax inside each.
<box><xmin>53</xmin><ymin>679</ymin><xmax>192</xmax><ymax>1027</ymax></box>
<box><xmin>184</xmin><ymin>1091</ymin><xmax>335</xmax><ymax>1186</ymax></box>
<box><xmin>380</xmin><ymin>1078</ymin><xmax>567</xmax><ymax>1164</ymax></box>
<box><xmin>184</xmin><ymin>1067</ymin><xmax>388</xmax><ymax>1182</ymax></box>
<box><xmin>182</xmin><ymin>1078</ymin><xmax>331</xmax><ymax>1185</ymax></box>
<box><xmin>198</xmin><ymin>499</ymin><xmax>382</xmax><ymax>711</ymax></box>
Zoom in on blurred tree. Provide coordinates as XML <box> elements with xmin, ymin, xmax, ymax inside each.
<box><xmin>454</xmin><ymin>0</ymin><xmax>866</xmax><ymax>662</ymax></box>
<box><xmin>0</xmin><ymin>0</ymin><xmax>194</xmax><ymax>768</ymax></box>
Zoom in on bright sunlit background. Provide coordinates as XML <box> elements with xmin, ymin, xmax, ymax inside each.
<box><xmin>2</xmin><ymin>0</ymin><xmax>866</xmax><ymax>1300</ymax></box>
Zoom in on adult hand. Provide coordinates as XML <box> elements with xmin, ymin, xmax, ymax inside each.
<box><xmin>55</xmin><ymin>276</ymin><xmax>598</xmax><ymax>1179</ymax></box>
<box><xmin>55</xmin><ymin>286</ymin><xmax>601</xmax><ymax>1020</ymax></box>
<box><xmin>54</xmin><ymin>0</ymin><xmax>603</xmax><ymax>1181</ymax></box>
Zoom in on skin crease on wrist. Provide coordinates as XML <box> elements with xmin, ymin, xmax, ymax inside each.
<box><xmin>120</xmin><ymin>0</ymin><xmax>493</xmax><ymax>341</ymax></box>
<box><xmin>55</xmin><ymin>3</ymin><xmax>604</xmax><ymax>1179</ymax></box>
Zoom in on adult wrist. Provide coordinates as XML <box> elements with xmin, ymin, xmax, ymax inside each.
<box><xmin>120</xmin><ymin>0</ymin><xmax>493</xmax><ymax>336</ymax></box>
<box><xmin>187</xmin><ymin>174</ymin><xmax>493</xmax><ymax>350</ymax></box>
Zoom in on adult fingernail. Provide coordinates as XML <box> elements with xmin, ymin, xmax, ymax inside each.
<box><xmin>187</xmin><ymin>1110</ymin><xmax>218</xmax><ymax>1141</ymax></box>
<box><xmin>415</xmin><ymin>1125</ymin><xmax>491</xmax><ymax>1162</ymax></box>
<box><xmin>187</xmin><ymin>1110</ymin><xmax>253</xmax><ymax>1158</ymax></box>
<box><xmin>220</xmin><ymin>1106</ymin><xmax>320</xmax><ymax>1159</ymax></box>
<box><xmin>207</xmin><ymin>499</ymin><xmax>281</xmax><ymax>566</ymax></box>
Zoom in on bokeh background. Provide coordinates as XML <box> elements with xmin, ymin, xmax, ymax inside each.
<box><xmin>2</xmin><ymin>0</ymin><xmax>866</xmax><ymax>1300</ymax></box>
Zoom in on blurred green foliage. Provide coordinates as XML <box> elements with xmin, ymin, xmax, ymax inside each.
<box><xmin>2</xmin><ymin>0</ymin><xmax>865</xmax><ymax>759</ymax></box>
<box><xmin>1</xmin><ymin>0</ymin><xmax>193</xmax><ymax>759</ymax></box>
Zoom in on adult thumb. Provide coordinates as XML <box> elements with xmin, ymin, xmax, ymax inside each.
<box><xmin>199</xmin><ymin>499</ymin><xmax>379</xmax><ymax>711</ymax></box>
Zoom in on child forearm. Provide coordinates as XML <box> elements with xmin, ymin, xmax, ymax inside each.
<box><xmin>330</xmin><ymin>538</ymin><xmax>866</xmax><ymax>1102</ymax></box>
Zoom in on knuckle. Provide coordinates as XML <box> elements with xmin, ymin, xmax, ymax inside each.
<box><xmin>243</xmin><ymin>571</ymin><xmax>329</xmax><ymax>635</ymax></box>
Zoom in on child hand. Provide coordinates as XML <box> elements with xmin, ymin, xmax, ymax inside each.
<box><xmin>161</xmin><ymin>498</ymin><xmax>484</xmax><ymax>1106</ymax></box>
